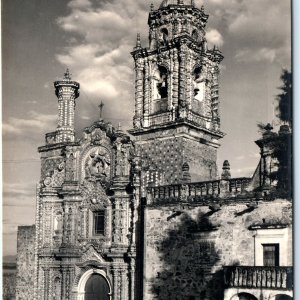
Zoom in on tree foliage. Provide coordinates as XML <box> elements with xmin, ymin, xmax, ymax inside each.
<box><xmin>276</xmin><ymin>69</ymin><xmax>292</xmax><ymax>126</ymax></box>
<box><xmin>257</xmin><ymin>70</ymin><xmax>292</xmax><ymax>196</ymax></box>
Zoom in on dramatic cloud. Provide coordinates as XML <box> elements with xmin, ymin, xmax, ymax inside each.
<box><xmin>205</xmin><ymin>0</ymin><xmax>291</xmax><ymax>67</ymax></box>
<box><xmin>206</xmin><ymin>29</ymin><xmax>224</xmax><ymax>47</ymax></box>
<box><xmin>3</xmin><ymin>111</ymin><xmax>57</xmax><ymax>137</ymax></box>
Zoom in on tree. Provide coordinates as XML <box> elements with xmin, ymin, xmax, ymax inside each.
<box><xmin>276</xmin><ymin>69</ymin><xmax>292</xmax><ymax>126</ymax></box>
<box><xmin>257</xmin><ymin>70</ymin><xmax>292</xmax><ymax>196</ymax></box>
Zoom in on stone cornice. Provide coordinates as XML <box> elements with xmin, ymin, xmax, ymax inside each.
<box><xmin>128</xmin><ymin>119</ymin><xmax>225</xmax><ymax>140</ymax></box>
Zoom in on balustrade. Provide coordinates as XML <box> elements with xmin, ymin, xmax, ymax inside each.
<box><xmin>146</xmin><ymin>178</ymin><xmax>252</xmax><ymax>204</ymax></box>
<box><xmin>224</xmin><ymin>266</ymin><xmax>293</xmax><ymax>290</ymax></box>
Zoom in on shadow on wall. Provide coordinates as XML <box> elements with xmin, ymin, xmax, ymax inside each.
<box><xmin>150</xmin><ymin>212</ymin><xmax>224</xmax><ymax>300</ymax></box>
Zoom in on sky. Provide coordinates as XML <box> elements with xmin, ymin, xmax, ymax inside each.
<box><xmin>2</xmin><ymin>0</ymin><xmax>291</xmax><ymax>257</ymax></box>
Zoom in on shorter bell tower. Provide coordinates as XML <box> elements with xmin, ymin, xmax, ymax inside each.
<box><xmin>54</xmin><ymin>69</ymin><xmax>80</xmax><ymax>143</ymax></box>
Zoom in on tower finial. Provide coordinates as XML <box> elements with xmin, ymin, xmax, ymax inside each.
<box><xmin>64</xmin><ymin>68</ymin><xmax>72</xmax><ymax>81</ymax></box>
<box><xmin>99</xmin><ymin>101</ymin><xmax>104</xmax><ymax>120</ymax></box>
<box><xmin>150</xmin><ymin>3</ymin><xmax>154</xmax><ymax>11</ymax></box>
<box><xmin>221</xmin><ymin>160</ymin><xmax>231</xmax><ymax>179</ymax></box>
<box><xmin>136</xmin><ymin>33</ymin><xmax>141</xmax><ymax>49</ymax></box>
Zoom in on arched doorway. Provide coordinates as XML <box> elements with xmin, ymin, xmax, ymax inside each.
<box><xmin>84</xmin><ymin>274</ymin><xmax>110</xmax><ymax>300</ymax></box>
<box><xmin>77</xmin><ymin>269</ymin><xmax>112</xmax><ymax>300</ymax></box>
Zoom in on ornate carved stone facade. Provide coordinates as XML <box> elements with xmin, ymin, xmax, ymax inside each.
<box><xmin>14</xmin><ymin>1</ymin><xmax>292</xmax><ymax>300</ymax></box>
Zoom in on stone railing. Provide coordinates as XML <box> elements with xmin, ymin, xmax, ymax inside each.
<box><xmin>146</xmin><ymin>177</ymin><xmax>252</xmax><ymax>205</ymax></box>
<box><xmin>149</xmin><ymin>112</ymin><xmax>172</xmax><ymax>126</ymax></box>
<box><xmin>186</xmin><ymin>110</ymin><xmax>208</xmax><ymax>128</ymax></box>
<box><xmin>224</xmin><ymin>266</ymin><xmax>293</xmax><ymax>290</ymax></box>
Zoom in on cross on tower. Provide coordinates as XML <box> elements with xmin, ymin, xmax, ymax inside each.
<box><xmin>99</xmin><ymin>101</ymin><xmax>104</xmax><ymax>120</ymax></box>
<box><xmin>64</xmin><ymin>68</ymin><xmax>72</xmax><ymax>81</ymax></box>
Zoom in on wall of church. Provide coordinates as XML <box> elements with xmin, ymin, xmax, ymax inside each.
<box><xmin>16</xmin><ymin>225</ymin><xmax>36</xmax><ymax>300</ymax></box>
<box><xmin>143</xmin><ymin>199</ymin><xmax>292</xmax><ymax>300</ymax></box>
<box><xmin>137</xmin><ymin>134</ymin><xmax>218</xmax><ymax>186</ymax></box>
<box><xmin>3</xmin><ymin>263</ymin><xmax>17</xmax><ymax>300</ymax></box>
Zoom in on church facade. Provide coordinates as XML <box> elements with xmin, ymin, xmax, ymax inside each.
<box><xmin>14</xmin><ymin>1</ymin><xmax>293</xmax><ymax>300</ymax></box>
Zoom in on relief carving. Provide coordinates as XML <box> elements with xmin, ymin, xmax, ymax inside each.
<box><xmin>42</xmin><ymin>160</ymin><xmax>65</xmax><ymax>188</ymax></box>
<box><xmin>83</xmin><ymin>147</ymin><xmax>111</xmax><ymax>182</ymax></box>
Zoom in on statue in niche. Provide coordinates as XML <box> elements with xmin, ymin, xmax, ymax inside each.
<box><xmin>54</xmin><ymin>212</ymin><xmax>63</xmax><ymax>235</ymax></box>
<box><xmin>153</xmin><ymin>66</ymin><xmax>168</xmax><ymax>100</ymax></box>
<box><xmin>53</xmin><ymin>277</ymin><xmax>61</xmax><ymax>300</ymax></box>
<box><xmin>193</xmin><ymin>67</ymin><xmax>206</xmax><ymax>102</ymax></box>
<box><xmin>66</xmin><ymin>152</ymin><xmax>75</xmax><ymax>181</ymax></box>
<box><xmin>149</xmin><ymin>28</ymin><xmax>157</xmax><ymax>48</ymax></box>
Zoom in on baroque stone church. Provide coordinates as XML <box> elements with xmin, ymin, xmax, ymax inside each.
<box><xmin>14</xmin><ymin>1</ymin><xmax>293</xmax><ymax>300</ymax></box>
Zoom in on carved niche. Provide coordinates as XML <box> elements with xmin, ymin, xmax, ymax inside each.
<box><xmin>81</xmin><ymin>146</ymin><xmax>112</xmax><ymax>183</ymax></box>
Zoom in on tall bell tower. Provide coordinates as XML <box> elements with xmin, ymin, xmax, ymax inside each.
<box><xmin>129</xmin><ymin>0</ymin><xmax>225</xmax><ymax>184</ymax></box>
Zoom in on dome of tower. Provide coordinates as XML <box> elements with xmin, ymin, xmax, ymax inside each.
<box><xmin>160</xmin><ymin>0</ymin><xmax>194</xmax><ymax>8</ymax></box>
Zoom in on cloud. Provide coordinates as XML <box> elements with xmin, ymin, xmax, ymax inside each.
<box><xmin>235</xmin><ymin>48</ymin><xmax>276</xmax><ymax>63</ymax></box>
<box><xmin>3</xmin><ymin>111</ymin><xmax>57</xmax><ymax>137</ymax></box>
<box><xmin>3</xmin><ymin>182</ymin><xmax>36</xmax><ymax>207</ymax></box>
<box><xmin>205</xmin><ymin>0</ymin><xmax>291</xmax><ymax>67</ymax></box>
<box><xmin>206</xmin><ymin>29</ymin><xmax>224</xmax><ymax>47</ymax></box>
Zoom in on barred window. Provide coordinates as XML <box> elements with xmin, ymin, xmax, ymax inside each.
<box><xmin>93</xmin><ymin>211</ymin><xmax>105</xmax><ymax>235</ymax></box>
<box><xmin>262</xmin><ymin>244</ymin><xmax>279</xmax><ymax>266</ymax></box>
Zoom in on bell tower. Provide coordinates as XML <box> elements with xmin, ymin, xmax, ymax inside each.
<box><xmin>129</xmin><ymin>0</ymin><xmax>225</xmax><ymax>184</ymax></box>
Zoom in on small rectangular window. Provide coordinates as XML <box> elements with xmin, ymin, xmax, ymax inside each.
<box><xmin>262</xmin><ymin>244</ymin><xmax>279</xmax><ymax>266</ymax></box>
<box><xmin>93</xmin><ymin>211</ymin><xmax>105</xmax><ymax>235</ymax></box>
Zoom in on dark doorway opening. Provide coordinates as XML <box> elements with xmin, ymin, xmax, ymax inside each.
<box><xmin>84</xmin><ymin>274</ymin><xmax>110</xmax><ymax>300</ymax></box>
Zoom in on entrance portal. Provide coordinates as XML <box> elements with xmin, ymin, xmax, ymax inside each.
<box><xmin>84</xmin><ymin>274</ymin><xmax>110</xmax><ymax>300</ymax></box>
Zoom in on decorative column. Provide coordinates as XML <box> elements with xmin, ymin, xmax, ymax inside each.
<box><xmin>129</xmin><ymin>258</ymin><xmax>136</xmax><ymax>300</ymax></box>
<box><xmin>44</xmin><ymin>268</ymin><xmax>50</xmax><ymax>300</ymax></box>
<box><xmin>172</xmin><ymin>48</ymin><xmax>179</xmax><ymax>119</ymax></box>
<box><xmin>54</xmin><ymin>69</ymin><xmax>80</xmax><ymax>143</ymax></box>
<box><xmin>186</xmin><ymin>49</ymin><xmax>192</xmax><ymax>110</ymax></box>
<box><xmin>133</xmin><ymin>58</ymin><xmax>144</xmax><ymax>128</ymax></box>
<box><xmin>168</xmin><ymin>52</ymin><xmax>173</xmax><ymax>114</ymax></box>
<box><xmin>143</xmin><ymin>59</ymin><xmax>150</xmax><ymax>127</ymax></box>
<box><xmin>120</xmin><ymin>268</ymin><xmax>126</xmax><ymax>300</ymax></box>
<box><xmin>179</xmin><ymin>44</ymin><xmax>187</xmax><ymax>118</ymax></box>
<box><xmin>112</xmin><ymin>269</ymin><xmax>119</xmax><ymax>300</ymax></box>
<box><xmin>211</xmin><ymin>66</ymin><xmax>220</xmax><ymax>130</ymax></box>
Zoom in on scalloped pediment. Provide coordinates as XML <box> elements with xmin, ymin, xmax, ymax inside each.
<box><xmin>81</xmin><ymin>245</ymin><xmax>106</xmax><ymax>264</ymax></box>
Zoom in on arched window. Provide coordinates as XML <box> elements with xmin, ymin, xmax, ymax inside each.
<box><xmin>192</xmin><ymin>29</ymin><xmax>199</xmax><ymax>42</ymax></box>
<box><xmin>157</xmin><ymin>66</ymin><xmax>168</xmax><ymax>98</ymax></box>
<box><xmin>236</xmin><ymin>293</ymin><xmax>258</xmax><ymax>300</ymax></box>
<box><xmin>85</xmin><ymin>274</ymin><xmax>110</xmax><ymax>300</ymax></box>
<box><xmin>193</xmin><ymin>67</ymin><xmax>205</xmax><ymax>102</ymax></box>
<box><xmin>275</xmin><ymin>295</ymin><xmax>293</xmax><ymax>300</ymax></box>
<box><xmin>153</xmin><ymin>65</ymin><xmax>168</xmax><ymax>100</ymax></box>
<box><xmin>160</xmin><ymin>28</ymin><xmax>169</xmax><ymax>46</ymax></box>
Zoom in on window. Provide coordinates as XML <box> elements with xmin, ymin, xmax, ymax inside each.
<box><xmin>93</xmin><ymin>211</ymin><xmax>105</xmax><ymax>235</ymax></box>
<box><xmin>262</xmin><ymin>244</ymin><xmax>279</xmax><ymax>266</ymax></box>
<box><xmin>192</xmin><ymin>29</ymin><xmax>199</xmax><ymax>42</ymax></box>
